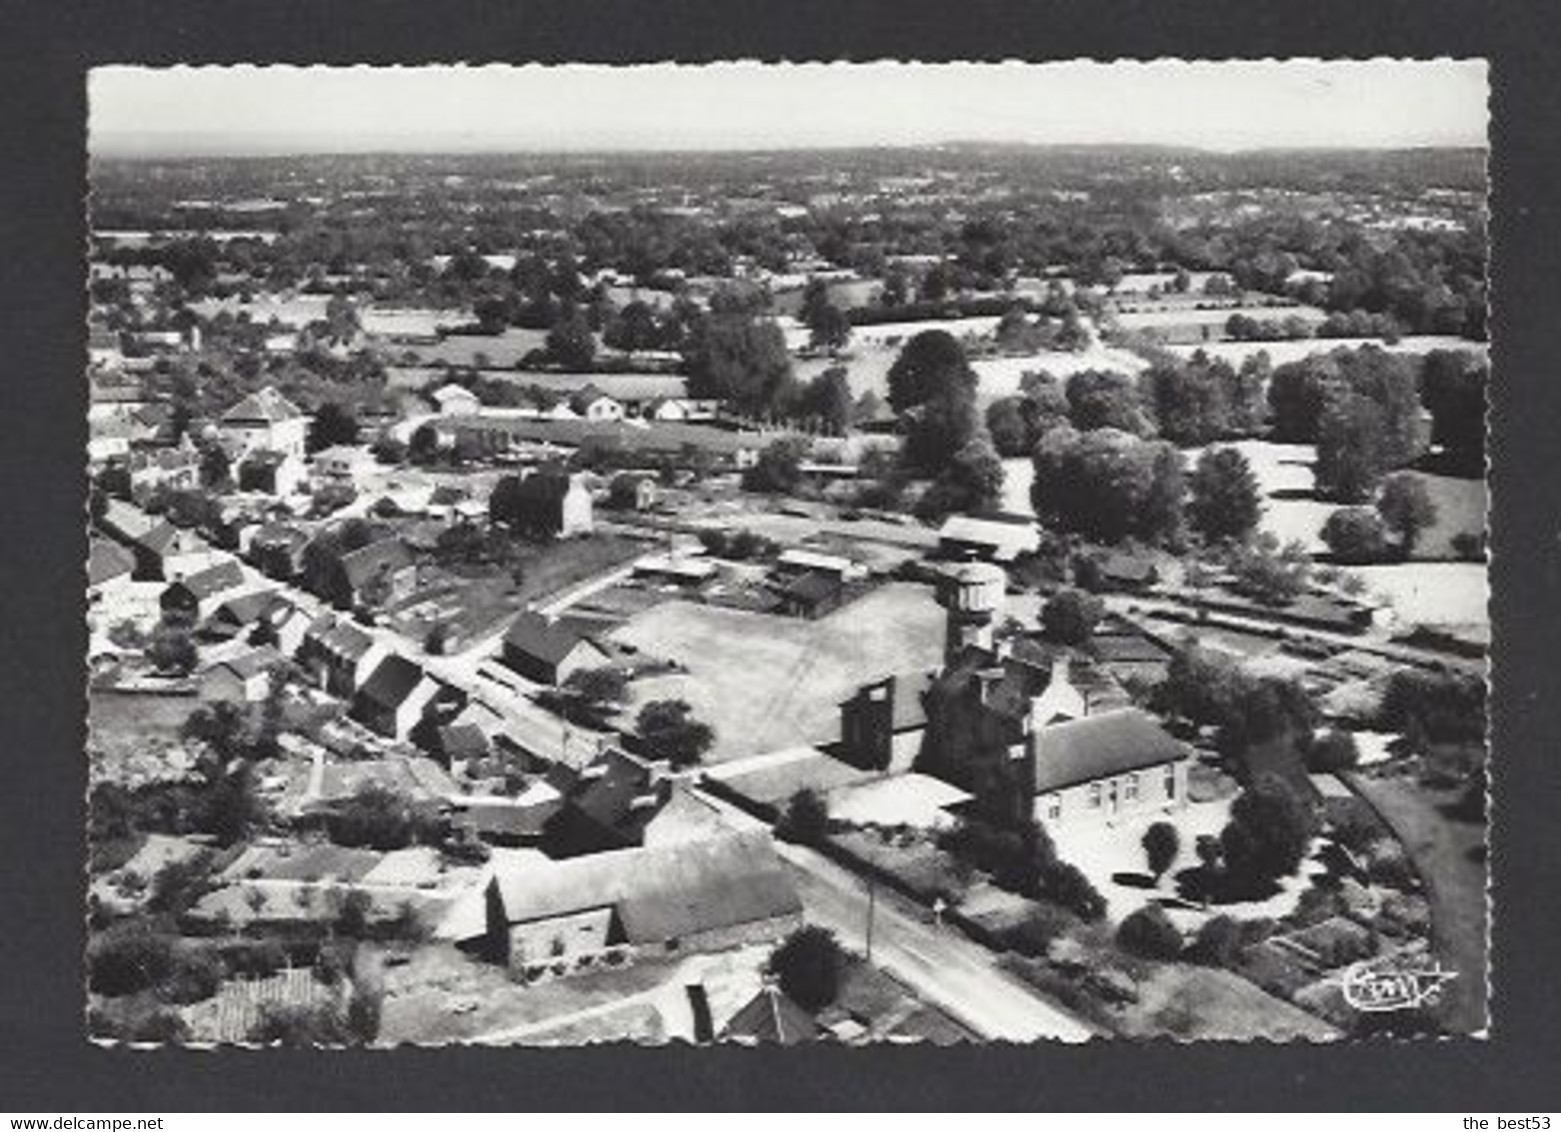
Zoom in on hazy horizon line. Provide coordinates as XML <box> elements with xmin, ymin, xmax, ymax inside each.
<box><xmin>90</xmin><ymin>134</ymin><xmax>1489</xmax><ymax>161</ymax></box>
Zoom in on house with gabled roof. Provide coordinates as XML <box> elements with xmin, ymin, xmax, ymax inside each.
<box><xmin>445</xmin><ymin>830</ymin><xmax>803</xmax><ymax>967</ymax></box>
<box><xmin>501</xmin><ymin>611</ymin><xmax>609</xmax><ymax>686</ymax></box>
<box><xmin>298</xmin><ymin>615</ymin><xmax>389</xmax><ymax>698</ymax></box>
<box><xmin>218</xmin><ymin>386</ymin><xmax>309</xmax><ymax>460</ymax></box>
<box><xmin>160</xmin><ymin>558</ymin><xmax>249</xmax><ymax>621</ymax></box>
<box><xmin>720</xmin><ymin>984</ymin><xmax>822</xmax><ymax>1046</ymax></box>
<box><xmin>87</xmin><ymin>537</ymin><xmax>136</xmax><ymax>604</ymax></box>
<box><xmin>351</xmin><ymin>654</ymin><xmax>467</xmax><ymax>741</ymax></box>
<box><xmin>199</xmin><ymin>644</ymin><xmax>283</xmax><ymax>704</ymax></box>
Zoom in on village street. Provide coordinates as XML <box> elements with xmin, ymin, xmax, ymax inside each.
<box><xmin>685</xmin><ymin>785</ymin><xmax>1097</xmax><ymax>1042</ymax></box>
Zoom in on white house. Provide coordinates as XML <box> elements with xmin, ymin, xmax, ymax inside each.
<box><xmin>431</xmin><ymin>383</ymin><xmax>481</xmax><ymax>417</ymax></box>
<box><xmin>310</xmin><ymin>445</ymin><xmax>378</xmax><ymax>493</ymax></box>
<box><xmin>218</xmin><ymin>387</ymin><xmax>310</xmax><ymax>461</ymax></box>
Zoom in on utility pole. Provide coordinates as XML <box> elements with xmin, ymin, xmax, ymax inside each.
<box><xmin>865</xmin><ymin>873</ymin><xmax>876</xmax><ymax>964</ymax></box>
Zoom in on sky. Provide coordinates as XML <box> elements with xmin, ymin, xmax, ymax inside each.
<box><xmin>89</xmin><ymin>60</ymin><xmax>1489</xmax><ymax>157</ymax></box>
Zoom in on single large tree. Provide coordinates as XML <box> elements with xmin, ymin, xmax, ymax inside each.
<box><xmin>1187</xmin><ymin>446</ymin><xmax>1263</xmax><ymax>543</ymax></box>
<box><xmin>1316</xmin><ymin>393</ymin><xmax>1388</xmax><ymax>503</ymax></box>
<box><xmin>308</xmin><ymin>402</ymin><xmax>360</xmax><ymax>455</ymax></box>
<box><xmin>635</xmin><ymin>700</ymin><xmax>714</xmax><ymax>768</ymax></box>
<box><xmin>1142</xmin><ymin>821</ymin><xmax>1181</xmax><ymax>882</ymax></box>
<box><xmin>1066</xmin><ymin>369</ymin><xmax>1154</xmax><ymax>436</ymax></box>
<box><xmin>684</xmin><ymin>311</ymin><xmax>795</xmax><ymax>418</ymax></box>
<box><xmin>1376</xmin><ymin>472</ymin><xmax>1440</xmax><ymax>559</ymax></box>
<box><xmin>1220</xmin><ymin>774</ymin><xmax>1319</xmax><ymax>885</ymax></box>
<box><xmin>886</xmin><ymin>330</ymin><xmax>973</xmax><ymax>415</ymax></box>
<box><xmin>767</xmin><ymin>926</ymin><xmax>844</xmax><ymax>1013</ymax></box>
<box><xmin>1041</xmin><ymin>588</ymin><xmax>1105</xmax><ymax>646</ymax></box>
<box><xmin>1321</xmin><ymin>507</ymin><xmax>1390</xmax><ymax>565</ymax></box>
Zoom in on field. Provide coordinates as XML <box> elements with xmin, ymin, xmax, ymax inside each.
<box><xmin>1113</xmin><ymin>302</ymin><xmax>1327</xmax><ymax>335</ymax></box>
<box><xmin>1355</xmin><ymin>563</ymin><xmax>1488</xmax><ymax>635</ymax></box>
<box><xmin>1164</xmin><ymin>335</ymin><xmax>1487</xmax><ymax>368</ymax></box>
<box><xmin>88</xmin><ymin>690</ymin><xmax>198</xmax><ymax>764</ymax></box>
<box><xmin>1349</xmin><ymin>770</ymin><xmax>1489</xmax><ymax>1034</ymax></box>
<box><xmin>610</xmin><ymin>582</ymin><xmax>948</xmax><ymax>760</ymax></box>
<box><xmin>398</xmin><ymin>327</ymin><xmax>550</xmax><ymax>369</ymax></box>
<box><xmin>1185</xmin><ymin>440</ymin><xmax>1486</xmax><ymax>560</ymax></box>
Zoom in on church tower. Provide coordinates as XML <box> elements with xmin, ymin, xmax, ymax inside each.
<box><xmin>937</xmin><ymin>560</ymin><xmax>1007</xmax><ymax>664</ymax></box>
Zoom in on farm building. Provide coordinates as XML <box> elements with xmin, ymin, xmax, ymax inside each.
<box><xmin>198</xmin><ymin>645</ymin><xmax>283</xmax><ymax>704</ymax></box>
<box><xmin>937</xmin><ymin>513</ymin><xmax>1040</xmax><ymax>564</ymax></box>
<box><xmin>235</xmin><ymin>449</ymin><xmax>307</xmax><ymax>497</ymax></box>
<box><xmin>429</xmin><ymin>383</ymin><xmax>481</xmax><ymax>417</ymax></box>
<box><xmin>777</xmin><ymin>569</ymin><xmax>848</xmax><ymax>620</ymax></box>
<box><xmin>541</xmin><ymin>749</ymin><xmax>671</xmax><ymax>859</ymax></box>
<box><xmin>247</xmin><ymin>522</ymin><xmax>311</xmax><ymax>580</ymax></box>
<box><xmin>351</xmin><ymin>654</ymin><xmax>466</xmax><ymax>741</ymax></box>
<box><xmin>444</xmin><ymin>831</ymin><xmax>803</xmax><ymax>966</ymax></box>
<box><xmin>297</xmin><ymin>616</ymin><xmax>389</xmax><ymax>698</ymax></box>
<box><xmin>335</xmin><ymin>538</ymin><xmax>418</xmax><ymax>614</ymax></box>
<box><xmin>87</xmin><ymin>537</ymin><xmax>136</xmax><ymax>603</ymax></box>
<box><xmin>838</xmin><ymin>670</ymin><xmax>932</xmax><ymax>772</ymax></box>
<box><xmin>721</xmin><ymin>985</ymin><xmax>822</xmax><ymax>1045</ymax></box>
<box><xmin>160</xmin><ymin>559</ymin><xmax>249</xmax><ymax>621</ymax></box>
<box><xmin>204</xmin><ymin>588</ymin><xmax>309</xmax><ymax>653</ymax></box>
<box><xmin>502</xmin><ymin>611</ymin><xmax>609</xmax><ymax>686</ymax></box>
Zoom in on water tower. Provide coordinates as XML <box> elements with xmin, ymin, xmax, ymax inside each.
<box><xmin>938</xmin><ymin>560</ymin><xmax>1007</xmax><ymax>663</ymax></box>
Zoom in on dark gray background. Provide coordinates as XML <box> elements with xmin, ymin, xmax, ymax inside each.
<box><xmin>2</xmin><ymin>0</ymin><xmax>1554</xmax><ymax>1110</ymax></box>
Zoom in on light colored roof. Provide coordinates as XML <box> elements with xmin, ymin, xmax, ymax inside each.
<box><xmin>939</xmin><ymin>514</ymin><xmax>1040</xmax><ymax>557</ymax></box>
<box><xmin>221</xmin><ymin>386</ymin><xmax>304</xmax><ymax>425</ymax></box>
<box><xmin>470</xmin><ymin>830</ymin><xmax>800</xmax><ymax>947</ymax></box>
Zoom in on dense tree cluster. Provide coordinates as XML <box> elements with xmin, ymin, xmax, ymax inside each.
<box><xmin>1030</xmin><ymin>426</ymin><xmax>1185</xmax><ymax>546</ymax></box>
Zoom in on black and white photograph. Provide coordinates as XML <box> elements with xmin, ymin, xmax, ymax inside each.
<box><xmin>82</xmin><ymin>60</ymin><xmax>1490</xmax><ymax>1048</ymax></box>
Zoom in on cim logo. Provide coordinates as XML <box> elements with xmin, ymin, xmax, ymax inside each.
<box><xmin>1341</xmin><ymin>960</ymin><xmax>1458</xmax><ymax>1013</ymax></box>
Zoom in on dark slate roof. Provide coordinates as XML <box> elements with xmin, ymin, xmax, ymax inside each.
<box><xmin>209</xmin><ymin>645</ymin><xmax>283</xmax><ymax>681</ymax></box>
<box><xmin>503</xmin><ymin>611</ymin><xmax>601</xmax><ymax>667</ymax></box>
<box><xmin>721</xmin><ymin>986</ymin><xmax>822</xmax><ymax>1045</ymax></box>
<box><xmin>88</xmin><ymin>538</ymin><xmax>135</xmax><ymax>586</ymax></box>
<box><xmin>438</xmin><ymin>723</ymin><xmax>489</xmax><ymax>760</ymax></box>
<box><xmin>251</xmin><ymin>522</ymin><xmax>309</xmax><ymax>550</ymax></box>
<box><xmin>782</xmin><ymin>569</ymin><xmax>844</xmax><ymax>606</ymax></box>
<box><xmin>1099</xmin><ymin>552</ymin><xmax>1159</xmax><ymax>583</ymax></box>
<box><xmin>355</xmin><ymin>654</ymin><xmax>426</xmax><ymax>712</ymax></box>
<box><xmin>211</xmin><ymin>588</ymin><xmax>290</xmax><ymax>626</ymax></box>
<box><xmin>1031</xmin><ymin>708</ymin><xmax>1189</xmax><ymax>794</ymax></box>
<box><xmin>305</xmin><ymin>615</ymin><xmax>378</xmax><ymax>661</ymax></box>
<box><xmin>457</xmin><ymin>799</ymin><xmax>560</xmax><ymax>840</ymax></box>
<box><xmin>564</xmin><ymin>750</ymin><xmax>664</xmax><ymax>839</ymax></box>
<box><xmin>169</xmin><ymin>559</ymin><xmax>247</xmax><ymax>601</ymax></box>
<box><xmin>339</xmin><ymin>538</ymin><xmax>414</xmax><ymax>592</ymax></box>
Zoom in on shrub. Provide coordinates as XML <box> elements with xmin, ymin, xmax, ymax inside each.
<box><xmin>1187</xmin><ymin>915</ymin><xmax>1245</xmax><ymax>968</ymax></box>
<box><xmin>1116</xmin><ymin>905</ymin><xmax>1184</xmax><ymax>960</ymax></box>
<box><xmin>1043</xmin><ymin>861</ymin><xmax>1107</xmax><ymax>921</ymax></box>
<box><xmin>88</xmin><ymin>926</ymin><xmax>178</xmax><ymax>997</ymax></box>
<box><xmin>1002</xmin><ymin>906</ymin><xmax>1074</xmax><ymax>958</ymax></box>
<box><xmin>1321</xmin><ymin>507</ymin><xmax>1389</xmax><ymax>565</ymax></box>
<box><xmin>776</xmin><ymin>788</ymin><xmax>829</xmax><ymax>846</ymax></box>
<box><xmin>1142</xmin><ymin>821</ymin><xmax>1181</xmax><ymax>881</ymax></box>
<box><xmin>159</xmin><ymin>947</ymin><xmax>225</xmax><ymax>1005</ymax></box>
<box><xmin>221</xmin><ymin>938</ymin><xmax>289</xmax><ymax>979</ymax></box>
<box><xmin>767</xmin><ymin>926</ymin><xmax>844</xmax><ymax>1013</ymax></box>
<box><xmin>1306</xmin><ymin>729</ymin><xmax>1361</xmax><ymax>774</ymax></box>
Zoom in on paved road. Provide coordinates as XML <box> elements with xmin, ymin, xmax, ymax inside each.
<box><xmin>683</xmin><ymin>785</ymin><xmax>1095</xmax><ymax>1042</ymax></box>
<box><xmin>774</xmin><ymin>840</ymin><xmax>1097</xmax><ymax>1043</ymax></box>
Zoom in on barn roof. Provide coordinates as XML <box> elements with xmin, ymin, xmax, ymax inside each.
<box><xmin>477</xmin><ymin>831</ymin><xmax>800</xmax><ymax>947</ymax></box>
<box><xmin>503</xmin><ymin>611</ymin><xmax>602</xmax><ymax>666</ymax></box>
